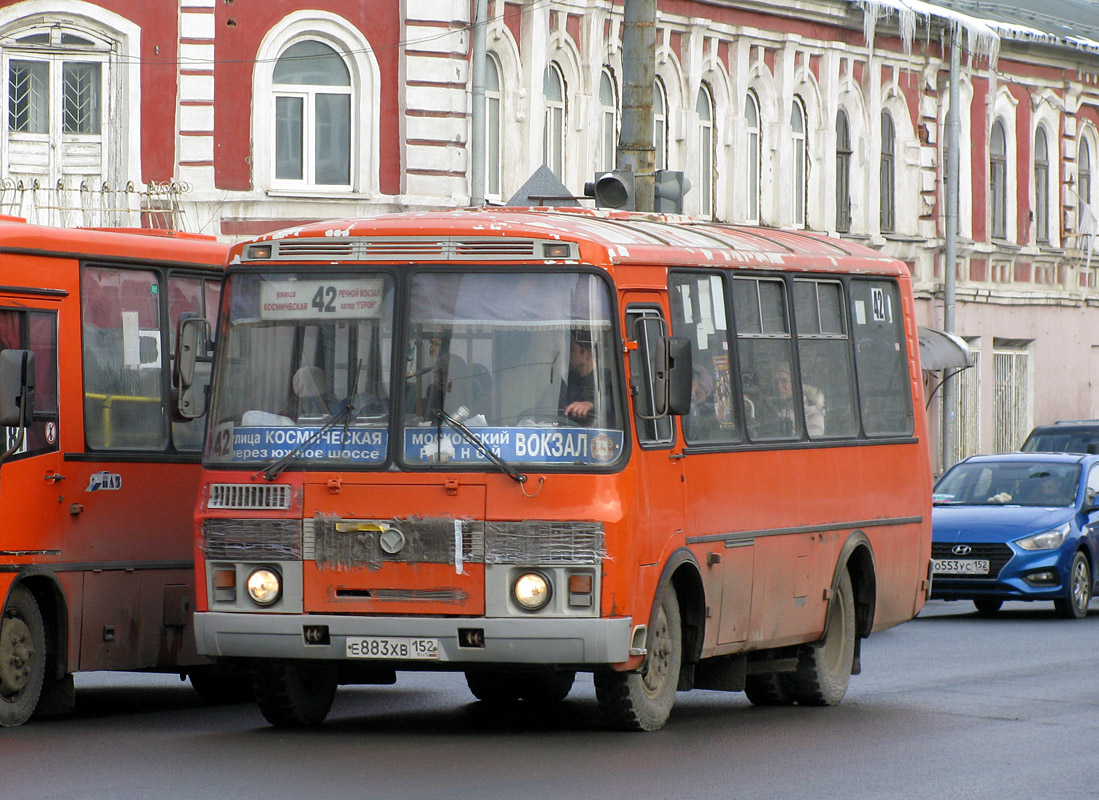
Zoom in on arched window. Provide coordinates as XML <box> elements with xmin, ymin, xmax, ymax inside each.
<box><xmin>1081</xmin><ymin>137</ymin><xmax>1093</xmax><ymax>212</ymax></box>
<box><xmin>485</xmin><ymin>53</ymin><xmax>503</xmax><ymax>198</ymax></box>
<box><xmin>791</xmin><ymin>97</ymin><xmax>807</xmax><ymax>228</ymax></box>
<box><xmin>599</xmin><ymin>69</ymin><xmax>617</xmax><ymax>173</ymax></box>
<box><xmin>1035</xmin><ymin>126</ymin><xmax>1050</xmax><ymax>243</ymax></box>
<box><xmin>1</xmin><ymin>21</ymin><xmax>117</xmax><ymax>196</ymax></box>
<box><xmin>273</xmin><ymin>40</ymin><xmax>351</xmax><ymax>187</ymax></box>
<box><xmin>990</xmin><ymin>120</ymin><xmax>1007</xmax><ymax>239</ymax></box>
<box><xmin>745</xmin><ymin>91</ymin><xmax>760</xmax><ymax>223</ymax></box>
<box><xmin>654</xmin><ymin>79</ymin><xmax>668</xmax><ymax>171</ymax></box>
<box><xmin>696</xmin><ymin>85</ymin><xmax>714</xmax><ymax>218</ymax></box>
<box><xmin>835</xmin><ymin>109</ymin><xmax>851</xmax><ymax>233</ymax></box>
<box><xmin>543</xmin><ymin>63</ymin><xmax>565</xmax><ymax>179</ymax></box>
<box><xmin>880</xmin><ymin>111</ymin><xmax>895</xmax><ymax>233</ymax></box>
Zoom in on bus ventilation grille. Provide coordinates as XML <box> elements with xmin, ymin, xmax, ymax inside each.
<box><xmin>267</xmin><ymin>237</ymin><xmax>541</xmax><ymax>261</ymax></box>
<box><xmin>207</xmin><ymin>483</ymin><xmax>291</xmax><ymax>510</ymax></box>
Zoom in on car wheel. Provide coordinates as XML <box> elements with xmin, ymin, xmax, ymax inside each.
<box><xmin>973</xmin><ymin>597</ymin><xmax>1003</xmax><ymax>616</ymax></box>
<box><xmin>1054</xmin><ymin>551</ymin><xmax>1091</xmax><ymax>619</ymax></box>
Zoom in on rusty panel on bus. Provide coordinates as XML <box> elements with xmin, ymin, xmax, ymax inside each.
<box><xmin>302</xmin><ymin>481</ymin><xmax>487</xmax><ymax>615</ymax></box>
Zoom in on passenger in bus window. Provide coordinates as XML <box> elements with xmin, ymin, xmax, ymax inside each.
<box><xmin>293</xmin><ymin>365</ymin><xmax>335</xmax><ymax>419</ymax></box>
<box><xmin>684</xmin><ymin>364</ymin><xmax>718</xmax><ymax>440</ymax></box>
<box><xmin>759</xmin><ymin>366</ymin><xmax>824</xmax><ymax>438</ymax></box>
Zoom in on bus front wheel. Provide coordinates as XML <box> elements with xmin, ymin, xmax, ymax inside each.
<box><xmin>0</xmin><ymin>585</ymin><xmax>46</xmax><ymax>727</ymax></box>
<box><xmin>252</xmin><ymin>660</ymin><xmax>338</xmax><ymax>727</ymax></box>
<box><xmin>594</xmin><ymin>589</ymin><xmax>681</xmax><ymax>731</ymax></box>
<box><xmin>790</xmin><ymin>569</ymin><xmax>855</xmax><ymax>706</ymax></box>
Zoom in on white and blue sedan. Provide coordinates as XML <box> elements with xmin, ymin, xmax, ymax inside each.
<box><xmin>931</xmin><ymin>453</ymin><xmax>1099</xmax><ymax>618</ymax></box>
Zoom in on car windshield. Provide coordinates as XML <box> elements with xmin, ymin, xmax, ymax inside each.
<box><xmin>1020</xmin><ymin>430</ymin><xmax>1099</xmax><ymax>454</ymax></box>
<box><xmin>933</xmin><ymin>461</ymin><xmax>1080</xmax><ymax>507</ymax></box>
<box><xmin>205</xmin><ymin>268</ymin><xmax>626</xmax><ymax>469</ymax></box>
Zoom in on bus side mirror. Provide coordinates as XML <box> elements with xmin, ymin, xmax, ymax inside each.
<box><xmin>0</xmin><ymin>349</ymin><xmax>34</xmax><ymax>427</ymax></box>
<box><xmin>173</xmin><ymin>314</ymin><xmax>212</xmax><ymax>420</ymax></box>
<box><xmin>654</xmin><ymin>336</ymin><xmax>692</xmax><ymax>416</ymax></box>
<box><xmin>0</xmin><ymin>349</ymin><xmax>34</xmax><ymax>461</ymax></box>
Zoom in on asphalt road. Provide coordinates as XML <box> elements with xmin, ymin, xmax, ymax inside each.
<box><xmin>7</xmin><ymin>599</ymin><xmax>1099</xmax><ymax>800</ymax></box>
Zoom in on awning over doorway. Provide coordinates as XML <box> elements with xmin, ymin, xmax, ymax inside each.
<box><xmin>918</xmin><ymin>326</ymin><xmax>973</xmax><ymax>371</ymax></box>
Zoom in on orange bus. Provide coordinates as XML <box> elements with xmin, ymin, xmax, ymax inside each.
<box><xmin>181</xmin><ymin>208</ymin><xmax>932</xmax><ymax>731</ymax></box>
<box><xmin>0</xmin><ymin>220</ymin><xmax>228</xmax><ymax>726</ymax></box>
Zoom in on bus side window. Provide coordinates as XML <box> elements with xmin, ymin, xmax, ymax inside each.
<box><xmin>793</xmin><ymin>278</ymin><xmax>859</xmax><ymax>438</ymax></box>
<box><xmin>732</xmin><ymin>277</ymin><xmax>800</xmax><ymax>441</ymax></box>
<box><xmin>669</xmin><ymin>272</ymin><xmax>739</xmax><ymax>444</ymax></box>
<box><xmin>626</xmin><ymin>307</ymin><xmax>674</xmax><ymax>447</ymax></box>
<box><xmin>849</xmin><ymin>279</ymin><xmax>914</xmax><ymax>437</ymax></box>
<box><xmin>82</xmin><ymin>266</ymin><xmax>167</xmax><ymax>450</ymax></box>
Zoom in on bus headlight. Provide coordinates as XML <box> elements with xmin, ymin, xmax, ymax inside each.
<box><xmin>246</xmin><ymin>567</ymin><xmax>282</xmax><ymax>606</ymax></box>
<box><xmin>513</xmin><ymin>572</ymin><xmax>552</xmax><ymax>611</ymax></box>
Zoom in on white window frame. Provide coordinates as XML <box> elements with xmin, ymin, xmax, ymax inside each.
<box><xmin>745</xmin><ymin>90</ymin><xmax>760</xmax><ymax>224</ymax></box>
<box><xmin>485</xmin><ymin>52</ymin><xmax>503</xmax><ymax>200</ymax></box>
<box><xmin>543</xmin><ymin>62</ymin><xmax>566</xmax><ymax>179</ymax></box>
<box><xmin>253</xmin><ymin>12</ymin><xmax>380</xmax><ymax>198</ymax></box>
<box><xmin>0</xmin><ymin>7</ymin><xmax>139</xmax><ymax>196</ymax></box>
<box><xmin>599</xmin><ymin>68</ymin><xmax>617</xmax><ymax>173</ymax></box>
<box><xmin>791</xmin><ymin>96</ymin><xmax>807</xmax><ymax>228</ymax></box>
<box><xmin>271</xmin><ymin>41</ymin><xmax>352</xmax><ymax>191</ymax></box>
<box><xmin>654</xmin><ymin>78</ymin><xmax>667</xmax><ymax>172</ymax></box>
<box><xmin>696</xmin><ymin>85</ymin><xmax>714</xmax><ymax>219</ymax></box>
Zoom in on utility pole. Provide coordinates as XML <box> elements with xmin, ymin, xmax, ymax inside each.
<box><xmin>942</xmin><ymin>22</ymin><xmax>961</xmax><ymax>470</ymax></box>
<box><xmin>619</xmin><ymin>0</ymin><xmax>656</xmax><ymax>211</ymax></box>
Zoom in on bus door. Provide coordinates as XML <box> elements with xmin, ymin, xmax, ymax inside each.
<box><xmin>0</xmin><ymin>297</ymin><xmax>62</xmax><ymax>554</ymax></box>
<box><xmin>624</xmin><ymin>299</ymin><xmax>685</xmax><ymax>568</ymax></box>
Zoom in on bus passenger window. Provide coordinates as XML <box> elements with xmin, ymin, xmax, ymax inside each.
<box><xmin>81</xmin><ymin>267</ymin><xmax>167</xmax><ymax>450</ymax></box>
<box><xmin>793</xmin><ymin>279</ymin><xmax>858</xmax><ymax>438</ymax></box>
<box><xmin>670</xmin><ymin>273</ymin><xmax>738</xmax><ymax>444</ymax></box>
<box><xmin>849</xmin><ymin>279</ymin><xmax>914</xmax><ymax>437</ymax></box>
<box><xmin>733</xmin><ymin>277</ymin><xmax>799</xmax><ymax>441</ymax></box>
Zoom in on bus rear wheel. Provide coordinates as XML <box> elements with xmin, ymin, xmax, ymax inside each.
<box><xmin>790</xmin><ymin>569</ymin><xmax>855</xmax><ymax>706</ymax></box>
<box><xmin>0</xmin><ymin>585</ymin><xmax>46</xmax><ymax>727</ymax></box>
<box><xmin>744</xmin><ymin>672</ymin><xmax>795</xmax><ymax>706</ymax></box>
<box><xmin>594</xmin><ymin>589</ymin><xmax>681</xmax><ymax>731</ymax></box>
<box><xmin>252</xmin><ymin>660</ymin><xmax>338</xmax><ymax>727</ymax></box>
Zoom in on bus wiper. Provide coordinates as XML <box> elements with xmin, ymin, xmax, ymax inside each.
<box><xmin>435</xmin><ymin>406</ymin><xmax>528</xmax><ymax>486</ymax></box>
<box><xmin>255</xmin><ymin>397</ymin><xmax>356</xmax><ymax>482</ymax></box>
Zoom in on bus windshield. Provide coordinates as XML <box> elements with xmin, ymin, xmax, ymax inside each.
<box><xmin>206</xmin><ymin>269</ymin><xmax>626</xmax><ymax>469</ymax></box>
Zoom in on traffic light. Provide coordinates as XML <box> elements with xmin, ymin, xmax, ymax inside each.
<box><xmin>654</xmin><ymin>170</ymin><xmax>690</xmax><ymax>214</ymax></box>
<box><xmin>584</xmin><ymin>170</ymin><xmax>635</xmax><ymax>210</ymax></box>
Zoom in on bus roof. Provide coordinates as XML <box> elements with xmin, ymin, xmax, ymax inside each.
<box><xmin>235</xmin><ymin>207</ymin><xmax>909</xmax><ymax>276</ymax></box>
<box><xmin>0</xmin><ymin>218</ymin><xmax>228</xmax><ymax>268</ymax></box>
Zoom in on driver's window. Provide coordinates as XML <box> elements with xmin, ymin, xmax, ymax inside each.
<box><xmin>1086</xmin><ymin>466</ymin><xmax>1099</xmax><ymax>507</ymax></box>
<box><xmin>627</xmin><ymin>306</ymin><xmax>674</xmax><ymax>447</ymax></box>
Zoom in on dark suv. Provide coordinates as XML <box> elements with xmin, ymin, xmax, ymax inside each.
<box><xmin>1020</xmin><ymin>421</ymin><xmax>1099</xmax><ymax>454</ymax></box>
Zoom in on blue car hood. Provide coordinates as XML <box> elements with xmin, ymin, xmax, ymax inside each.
<box><xmin>932</xmin><ymin>505</ymin><xmax>1076</xmax><ymax>543</ymax></box>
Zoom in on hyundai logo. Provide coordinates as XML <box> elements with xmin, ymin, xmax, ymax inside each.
<box><xmin>952</xmin><ymin>544</ymin><xmax>973</xmax><ymax>556</ymax></box>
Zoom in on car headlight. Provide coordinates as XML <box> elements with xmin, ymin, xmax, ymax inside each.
<box><xmin>1016</xmin><ymin>523</ymin><xmax>1071</xmax><ymax>551</ymax></box>
<box><xmin>246</xmin><ymin>567</ymin><xmax>282</xmax><ymax>606</ymax></box>
<box><xmin>513</xmin><ymin>571</ymin><xmax>552</xmax><ymax>611</ymax></box>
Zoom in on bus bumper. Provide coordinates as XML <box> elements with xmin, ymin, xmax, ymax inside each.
<box><xmin>195</xmin><ymin>612</ymin><xmax>634</xmax><ymax>665</ymax></box>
